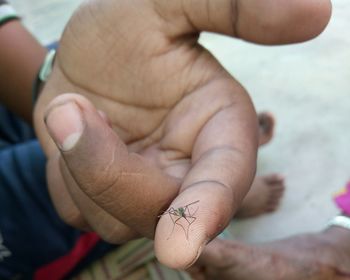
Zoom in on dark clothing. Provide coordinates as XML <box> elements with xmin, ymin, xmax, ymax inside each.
<box><xmin>0</xmin><ymin>106</ymin><xmax>112</xmax><ymax>279</ymax></box>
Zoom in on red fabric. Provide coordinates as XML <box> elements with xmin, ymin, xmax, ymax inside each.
<box><xmin>34</xmin><ymin>232</ymin><xmax>100</xmax><ymax>280</ymax></box>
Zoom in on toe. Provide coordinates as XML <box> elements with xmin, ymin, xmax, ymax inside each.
<box><xmin>258</xmin><ymin>112</ymin><xmax>275</xmax><ymax>146</ymax></box>
<box><xmin>264</xmin><ymin>174</ymin><xmax>285</xmax><ymax>184</ymax></box>
<box><xmin>266</xmin><ymin>188</ymin><xmax>285</xmax><ymax>212</ymax></box>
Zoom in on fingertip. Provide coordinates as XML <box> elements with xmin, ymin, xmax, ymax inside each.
<box><xmin>237</xmin><ymin>0</ymin><xmax>332</xmax><ymax>44</ymax></box>
<box><xmin>300</xmin><ymin>0</ymin><xmax>332</xmax><ymax>40</ymax></box>
<box><xmin>154</xmin><ymin>184</ymin><xmax>232</xmax><ymax>269</ymax></box>
<box><xmin>154</xmin><ymin>220</ymin><xmax>208</xmax><ymax>269</ymax></box>
<box><xmin>154</xmin><ymin>199</ymin><xmax>208</xmax><ymax>269</ymax></box>
<box><xmin>290</xmin><ymin>0</ymin><xmax>332</xmax><ymax>42</ymax></box>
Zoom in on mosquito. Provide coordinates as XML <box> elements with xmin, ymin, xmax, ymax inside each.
<box><xmin>159</xmin><ymin>200</ymin><xmax>200</xmax><ymax>240</ymax></box>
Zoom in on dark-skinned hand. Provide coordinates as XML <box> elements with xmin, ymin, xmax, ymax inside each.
<box><xmin>34</xmin><ymin>0</ymin><xmax>331</xmax><ymax>269</ymax></box>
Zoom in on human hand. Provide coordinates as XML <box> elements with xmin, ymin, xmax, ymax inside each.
<box><xmin>34</xmin><ymin>0</ymin><xmax>331</xmax><ymax>269</ymax></box>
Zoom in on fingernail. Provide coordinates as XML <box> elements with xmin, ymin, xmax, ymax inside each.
<box><xmin>45</xmin><ymin>101</ymin><xmax>84</xmax><ymax>151</ymax></box>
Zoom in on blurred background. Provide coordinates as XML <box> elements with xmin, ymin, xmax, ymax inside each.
<box><xmin>9</xmin><ymin>0</ymin><xmax>350</xmax><ymax>243</ymax></box>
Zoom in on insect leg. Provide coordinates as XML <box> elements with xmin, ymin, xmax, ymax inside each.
<box><xmin>165</xmin><ymin>208</ymin><xmax>180</xmax><ymax>240</ymax></box>
<box><xmin>158</xmin><ymin>207</ymin><xmax>176</xmax><ymax>218</ymax></box>
<box><xmin>173</xmin><ymin>216</ymin><xmax>190</xmax><ymax>239</ymax></box>
<box><xmin>186</xmin><ymin>200</ymin><xmax>200</xmax><ymax>208</ymax></box>
<box><xmin>184</xmin><ymin>200</ymin><xmax>200</xmax><ymax>217</ymax></box>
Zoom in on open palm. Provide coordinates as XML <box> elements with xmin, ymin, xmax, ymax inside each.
<box><xmin>34</xmin><ymin>0</ymin><xmax>331</xmax><ymax>268</ymax></box>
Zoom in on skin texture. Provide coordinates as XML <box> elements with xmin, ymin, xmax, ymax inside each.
<box><xmin>0</xmin><ymin>20</ymin><xmax>46</xmax><ymax>123</ymax></box>
<box><xmin>34</xmin><ymin>0</ymin><xmax>332</xmax><ymax>268</ymax></box>
<box><xmin>190</xmin><ymin>227</ymin><xmax>350</xmax><ymax>280</ymax></box>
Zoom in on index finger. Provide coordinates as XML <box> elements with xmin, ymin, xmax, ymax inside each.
<box><xmin>155</xmin><ymin>79</ymin><xmax>257</xmax><ymax>268</ymax></box>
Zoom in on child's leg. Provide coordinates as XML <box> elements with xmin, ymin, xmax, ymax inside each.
<box><xmin>190</xmin><ymin>232</ymin><xmax>350</xmax><ymax>280</ymax></box>
<box><xmin>235</xmin><ymin>174</ymin><xmax>285</xmax><ymax>218</ymax></box>
<box><xmin>235</xmin><ymin>112</ymin><xmax>284</xmax><ymax>218</ymax></box>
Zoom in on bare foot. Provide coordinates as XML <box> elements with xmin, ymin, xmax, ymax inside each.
<box><xmin>258</xmin><ymin>112</ymin><xmax>275</xmax><ymax>146</ymax></box>
<box><xmin>191</xmin><ymin>230</ymin><xmax>350</xmax><ymax>280</ymax></box>
<box><xmin>234</xmin><ymin>112</ymin><xmax>282</xmax><ymax>218</ymax></box>
<box><xmin>235</xmin><ymin>174</ymin><xmax>285</xmax><ymax>218</ymax></box>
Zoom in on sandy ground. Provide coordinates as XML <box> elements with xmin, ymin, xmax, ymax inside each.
<box><xmin>10</xmin><ymin>0</ymin><xmax>350</xmax><ymax>244</ymax></box>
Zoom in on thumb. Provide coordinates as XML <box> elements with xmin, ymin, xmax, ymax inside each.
<box><xmin>44</xmin><ymin>93</ymin><xmax>179</xmax><ymax>238</ymax></box>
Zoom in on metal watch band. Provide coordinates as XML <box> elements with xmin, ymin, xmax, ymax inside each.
<box><xmin>0</xmin><ymin>3</ymin><xmax>19</xmax><ymax>26</ymax></box>
<box><xmin>328</xmin><ymin>215</ymin><xmax>350</xmax><ymax>231</ymax></box>
<box><xmin>32</xmin><ymin>50</ymin><xmax>56</xmax><ymax>105</ymax></box>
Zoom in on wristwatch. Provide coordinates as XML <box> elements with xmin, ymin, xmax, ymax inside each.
<box><xmin>328</xmin><ymin>215</ymin><xmax>350</xmax><ymax>231</ymax></box>
<box><xmin>32</xmin><ymin>49</ymin><xmax>56</xmax><ymax>105</ymax></box>
<box><xmin>0</xmin><ymin>1</ymin><xmax>19</xmax><ymax>26</ymax></box>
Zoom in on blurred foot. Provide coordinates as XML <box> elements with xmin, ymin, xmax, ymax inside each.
<box><xmin>191</xmin><ymin>230</ymin><xmax>350</xmax><ymax>280</ymax></box>
<box><xmin>235</xmin><ymin>174</ymin><xmax>285</xmax><ymax>218</ymax></box>
<box><xmin>258</xmin><ymin>112</ymin><xmax>275</xmax><ymax>146</ymax></box>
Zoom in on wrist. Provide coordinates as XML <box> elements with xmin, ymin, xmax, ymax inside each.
<box><xmin>0</xmin><ymin>2</ymin><xmax>19</xmax><ymax>26</ymax></box>
<box><xmin>323</xmin><ymin>215</ymin><xmax>350</xmax><ymax>252</ymax></box>
<box><xmin>0</xmin><ymin>19</ymin><xmax>47</xmax><ymax>123</ymax></box>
